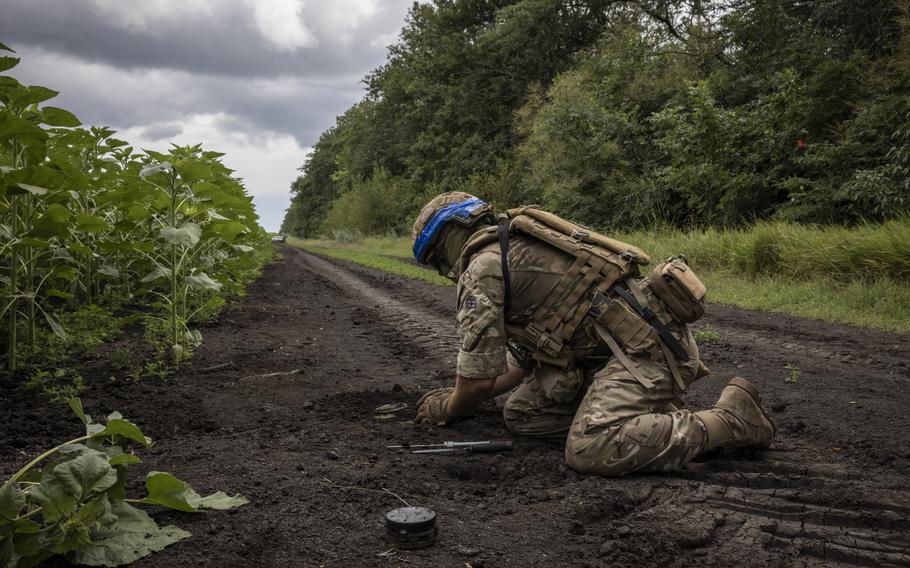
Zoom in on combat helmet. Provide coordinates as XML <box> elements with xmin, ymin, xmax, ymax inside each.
<box><xmin>411</xmin><ymin>192</ymin><xmax>495</xmax><ymax>266</ymax></box>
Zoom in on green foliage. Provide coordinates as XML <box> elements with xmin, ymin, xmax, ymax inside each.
<box><xmin>693</xmin><ymin>326</ymin><xmax>721</xmax><ymax>344</ymax></box>
<box><xmin>23</xmin><ymin>368</ymin><xmax>86</xmax><ymax>404</ymax></box>
<box><xmin>0</xmin><ymin>43</ymin><xmax>270</xmax><ymax>375</ymax></box>
<box><xmin>0</xmin><ymin>399</ymin><xmax>248</xmax><ymax>567</ymax></box>
<box><xmin>320</xmin><ymin>168</ymin><xmax>419</xmax><ymax>236</ymax></box>
<box><xmin>618</xmin><ymin>218</ymin><xmax>910</xmax><ymax>282</ymax></box>
<box><xmin>283</xmin><ymin>0</ymin><xmax>910</xmax><ymax>240</ymax></box>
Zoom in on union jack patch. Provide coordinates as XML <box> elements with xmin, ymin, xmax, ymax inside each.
<box><xmin>465</xmin><ymin>296</ymin><xmax>477</xmax><ymax>309</ymax></box>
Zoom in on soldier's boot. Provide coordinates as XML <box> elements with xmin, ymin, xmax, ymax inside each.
<box><xmin>695</xmin><ymin>377</ymin><xmax>775</xmax><ymax>451</ymax></box>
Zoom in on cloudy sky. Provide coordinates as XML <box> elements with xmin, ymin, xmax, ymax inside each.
<box><xmin>0</xmin><ymin>0</ymin><xmax>415</xmax><ymax>231</ymax></box>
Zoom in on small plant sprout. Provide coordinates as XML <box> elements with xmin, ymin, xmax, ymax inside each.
<box><xmin>784</xmin><ymin>362</ymin><xmax>801</xmax><ymax>383</ymax></box>
<box><xmin>693</xmin><ymin>325</ymin><xmax>721</xmax><ymax>344</ymax></box>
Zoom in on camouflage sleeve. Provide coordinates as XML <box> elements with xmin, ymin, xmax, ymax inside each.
<box><xmin>455</xmin><ymin>251</ymin><xmax>508</xmax><ymax>379</ymax></box>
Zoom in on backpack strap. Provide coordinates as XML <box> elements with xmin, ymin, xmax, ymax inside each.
<box><xmin>611</xmin><ymin>284</ymin><xmax>689</xmax><ymax>362</ymax></box>
<box><xmin>497</xmin><ymin>214</ymin><xmax>512</xmax><ymax>314</ymax></box>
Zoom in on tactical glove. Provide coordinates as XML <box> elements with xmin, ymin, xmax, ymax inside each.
<box><xmin>415</xmin><ymin>387</ymin><xmax>454</xmax><ymax>425</ymax></box>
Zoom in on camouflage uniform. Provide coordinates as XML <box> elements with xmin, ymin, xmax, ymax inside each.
<box><xmin>456</xmin><ymin>235</ymin><xmax>709</xmax><ymax>476</ymax></box>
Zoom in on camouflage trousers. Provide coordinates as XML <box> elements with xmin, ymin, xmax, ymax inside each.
<box><xmin>503</xmin><ymin>329</ymin><xmax>707</xmax><ymax>477</ymax></box>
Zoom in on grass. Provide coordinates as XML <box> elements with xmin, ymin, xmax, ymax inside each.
<box><xmin>287</xmin><ymin>237</ymin><xmax>453</xmax><ymax>287</ymax></box>
<box><xmin>287</xmin><ymin>220</ymin><xmax>910</xmax><ymax>332</ymax></box>
<box><xmin>616</xmin><ymin>218</ymin><xmax>910</xmax><ymax>282</ymax></box>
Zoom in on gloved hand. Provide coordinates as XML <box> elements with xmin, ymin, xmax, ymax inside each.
<box><xmin>415</xmin><ymin>387</ymin><xmax>454</xmax><ymax>425</ymax></box>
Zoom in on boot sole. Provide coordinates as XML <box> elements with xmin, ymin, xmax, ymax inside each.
<box><xmin>726</xmin><ymin>377</ymin><xmax>777</xmax><ymax>447</ymax></box>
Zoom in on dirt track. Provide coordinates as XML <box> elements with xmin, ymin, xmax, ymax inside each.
<box><xmin>2</xmin><ymin>246</ymin><xmax>910</xmax><ymax>567</ymax></box>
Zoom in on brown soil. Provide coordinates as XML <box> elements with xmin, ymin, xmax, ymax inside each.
<box><xmin>2</xmin><ymin>246</ymin><xmax>909</xmax><ymax>567</ymax></box>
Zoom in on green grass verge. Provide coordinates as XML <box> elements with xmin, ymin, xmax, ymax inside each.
<box><xmin>287</xmin><ymin>237</ymin><xmax>453</xmax><ymax>287</ymax></box>
<box><xmin>288</xmin><ymin>230</ymin><xmax>910</xmax><ymax>332</ymax></box>
<box><xmin>704</xmin><ymin>271</ymin><xmax>910</xmax><ymax>331</ymax></box>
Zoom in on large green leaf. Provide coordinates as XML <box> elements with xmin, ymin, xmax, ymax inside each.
<box><xmin>0</xmin><ymin>483</ymin><xmax>25</xmax><ymax>522</ymax></box>
<box><xmin>68</xmin><ymin>398</ymin><xmax>91</xmax><ymax>426</ymax></box>
<box><xmin>13</xmin><ymin>183</ymin><xmax>48</xmax><ymax>196</ymax></box>
<box><xmin>108</xmin><ymin>455</ymin><xmax>141</xmax><ymax>467</ymax></box>
<box><xmin>42</xmin><ymin>107</ymin><xmax>81</xmax><ymax>127</ymax></box>
<box><xmin>137</xmin><ymin>472</ymin><xmax>248</xmax><ymax>513</ymax></box>
<box><xmin>53</xmin><ymin>266</ymin><xmax>79</xmax><ymax>282</ymax></box>
<box><xmin>0</xmin><ymin>113</ymin><xmax>47</xmax><ymax>144</ymax></box>
<box><xmin>9</xmin><ymin>523</ymin><xmax>52</xmax><ymax>568</ymax></box>
<box><xmin>12</xmin><ymin>85</ymin><xmax>58</xmax><ymax>107</ymax></box>
<box><xmin>184</xmin><ymin>272</ymin><xmax>221</xmax><ymax>291</ymax></box>
<box><xmin>140</xmin><ymin>266</ymin><xmax>171</xmax><ymax>283</ymax></box>
<box><xmin>41</xmin><ymin>203</ymin><xmax>72</xmax><ymax>224</ymax></box>
<box><xmin>126</xmin><ymin>205</ymin><xmax>148</xmax><ymax>220</ymax></box>
<box><xmin>69</xmin><ymin>501</ymin><xmax>190</xmax><ymax>567</ymax></box>
<box><xmin>52</xmin><ymin>452</ymin><xmax>117</xmax><ymax>500</ymax></box>
<box><xmin>175</xmin><ymin>160</ymin><xmax>211</xmax><ymax>182</ymax></box>
<box><xmin>75</xmin><ymin>214</ymin><xmax>112</xmax><ymax>233</ymax></box>
<box><xmin>98</xmin><ymin>265</ymin><xmax>120</xmax><ymax>278</ymax></box>
<box><xmin>208</xmin><ymin>220</ymin><xmax>246</xmax><ymax>242</ymax></box>
<box><xmin>44</xmin><ymin>312</ymin><xmax>68</xmax><ymax>341</ymax></box>
<box><xmin>29</xmin><ymin>479</ymin><xmax>76</xmax><ymax>523</ymax></box>
<box><xmin>138</xmin><ymin>162</ymin><xmax>172</xmax><ymax>178</ymax></box>
<box><xmin>160</xmin><ymin>223</ymin><xmax>201</xmax><ymax>247</ymax></box>
<box><xmin>0</xmin><ymin>56</ymin><xmax>19</xmax><ymax>73</ymax></box>
<box><xmin>95</xmin><ymin>419</ymin><xmax>151</xmax><ymax>447</ymax></box>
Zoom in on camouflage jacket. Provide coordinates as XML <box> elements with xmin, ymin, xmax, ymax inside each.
<box><xmin>455</xmin><ymin>234</ymin><xmax>609</xmax><ymax>379</ymax></box>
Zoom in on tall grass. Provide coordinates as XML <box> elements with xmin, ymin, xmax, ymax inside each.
<box><xmin>618</xmin><ymin>217</ymin><xmax>910</xmax><ymax>282</ymax></box>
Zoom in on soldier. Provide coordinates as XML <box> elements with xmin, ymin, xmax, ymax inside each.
<box><xmin>412</xmin><ymin>192</ymin><xmax>775</xmax><ymax>476</ymax></box>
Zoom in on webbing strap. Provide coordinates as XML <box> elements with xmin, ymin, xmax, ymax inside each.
<box><xmin>550</xmin><ymin>256</ymin><xmax>607</xmax><ymax>341</ymax></box>
<box><xmin>612</xmin><ymin>285</ymin><xmax>690</xmax><ymax>362</ymax></box>
<box><xmin>497</xmin><ymin>219</ymin><xmax>511</xmax><ymax>314</ymax></box>
<box><xmin>658</xmin><ymin>337</ymin><xmax>687</xmax><ymax>392</ymax></box>
<box><xmin>592</xmin><ymin>321</ymin><xmax>655</xmax><ymax>389</ymax></box>
<box><xmin>542</xmin><ymin>261</ymin><xmax>592</xmax><ymax>334</ymax></box>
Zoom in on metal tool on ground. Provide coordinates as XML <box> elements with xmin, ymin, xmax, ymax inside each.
<box><xmin>385</xmin><ymin>507</ymin><xmax>438</xmax><ymax>549</ymax></box>
<box><xmin>387</xmin><ymin>440</ymin><xmax>514</xmax><ymax>454</ymax></box>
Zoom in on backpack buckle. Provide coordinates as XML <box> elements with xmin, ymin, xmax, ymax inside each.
<box><xmin>619</xmin><ymin>250</ymin><xmax>638</xmax><ymax>262</ymax></box>
<box><xmin>526</xmin><ymin>322</ymin><xmax>564</xmax><ymax>358</ymax></box>
<box><xmin>570</xmin><ymin>230</ymin><xmax>589</xmax><ymax>242</ymax></box>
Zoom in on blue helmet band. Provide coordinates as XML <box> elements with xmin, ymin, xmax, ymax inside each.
<box><xmin>413</xmin><ymin>197</ymin><xmax>488</xmax><ymax>263</ymax></box>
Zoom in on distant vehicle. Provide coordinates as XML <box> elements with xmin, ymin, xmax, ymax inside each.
<box><xmin>271</xmin><ymin>234</ymin><xmax>287</xmax><ymax>243</ymax></box>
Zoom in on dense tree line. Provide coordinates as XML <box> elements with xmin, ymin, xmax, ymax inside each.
<box><xmin>282</xmin><ymin>0</ymin><xmax>910</xmax><ymax>237</ymax></box>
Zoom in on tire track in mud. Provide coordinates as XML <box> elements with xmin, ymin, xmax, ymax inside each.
<box><xmin>289</xmin><ymin>247</ymin><xmax>910</xmax><ymax>567</ymax></box>
<box><xmin>287</xmin><ymin>247</ymin><xmax>459</xmax><ymax>369</ymax></box>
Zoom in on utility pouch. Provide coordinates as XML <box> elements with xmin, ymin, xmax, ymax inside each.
<box><xmin>649</xmin><ymin>257</ymin><xmax>706</xmax><ymax>324</ymax></box>
<box><xmin>593</xmin><ymin>295</ymin><xmax>655</xmax><ymax>353</ymax></box>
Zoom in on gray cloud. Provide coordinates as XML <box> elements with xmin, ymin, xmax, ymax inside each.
<box><xmin>0</xmin><ymin>0</ymin><xmax>408</xmax><ymax>80</ymax></box>
<box><xmin>0</xmin><ymin>0</ymin><xmax>413</xmax><ymax>230</ymax></box>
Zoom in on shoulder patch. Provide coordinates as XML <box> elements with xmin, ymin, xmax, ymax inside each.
<box><xmin>464</xmin><ymin>295</ymin><xmax>477</xmax><ymax>310</ymax></box>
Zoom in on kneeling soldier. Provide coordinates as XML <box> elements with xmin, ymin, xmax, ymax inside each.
<box><xmin>412</xmin><ymin>192</ymin><xmax>775</xmax><ymax>476</ymax></box>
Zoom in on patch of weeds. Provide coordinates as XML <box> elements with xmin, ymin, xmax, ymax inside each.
<box><xmin>108</xmin><ymin>347</ymin><xmax>133</xmax><ymax>370</ymax></box>
<box><xmin>129</xmin><ymin>360</ymin><xmax>172</xmax><ymax>382</ymax></box>
<box><xmin>784</xmin><ymin>362</ymin><xmax>801</xmax><ymax>383</ymax></box>
<box><xmin>192</xmin><ymin>294</ymin><xmax>226</xmax><ymax>324</ymax></box>
<box><xmin>24</xmin><ymin>368</ymin><xmax>87</xmax><ymax>404</ymax></box>
<box><xmin>22</xmin><ymin>305</ymin><xmax>125</xmax><ymax>369</ymax></box>
<box><xmin>693</xmin><ymin>325</ymin><xmax>721</xmax><ymax>344</ymax></box>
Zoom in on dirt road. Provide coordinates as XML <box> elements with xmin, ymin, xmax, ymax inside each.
<box><xmin>3</xmin><ymin>246</ymin><xmax>909</xmax><ymax>567</ymax></box>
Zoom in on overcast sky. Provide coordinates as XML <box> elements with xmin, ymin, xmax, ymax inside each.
<box><xmin>0</xmin><ymin>0</ymin><xmax>415</xmax><ymax>231</ymax></box>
